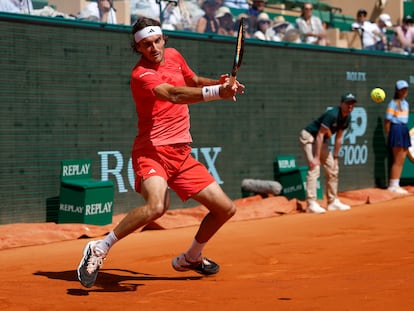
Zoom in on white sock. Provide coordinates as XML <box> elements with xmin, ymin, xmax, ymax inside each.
<box><xmin>389</xmin><ymin>179</ymin><xmax>399</xmax><ymax>188</ymax></box>
<box><xmin>97</xmin><ymin>231</ymin><xmax>118</xmax><ymax>254</ymax></box>
<box><xmin>185</xmin><ymin>239</ymin><xmax>206</xmax><ymax>262</ymax></box>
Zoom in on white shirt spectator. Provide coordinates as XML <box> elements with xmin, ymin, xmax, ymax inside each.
<box><xmin>130</xmin><ymin>0</ymin><xmax>202</xmax><ymax>31</ymax></box>
<box><xmin>0</xmin><ymin>0</ymin><xmax>33</xmax><ymax>13</ymax></box>
<box><xmin>352</xmin><ymin>20</ymin><xmax>381</xmax><ymax>49</ymax></box>
<box><xmin>296</xmin><ymin>15</ymin><xmax>325</xmax><ymax>44</ymax></box>
<box><xmin>78</xmin><ymin>0</ymin><xmax>117</xmax><ymax>24</ymax></box>
<box><xmin>253</xmin><ymin>12</ymin><xmax>272</xmax><ymax>40</ymax></box>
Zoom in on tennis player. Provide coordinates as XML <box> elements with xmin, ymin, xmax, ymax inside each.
<box><xmin>77</xmin><ymin>17</ymin><xmax>245</xmax><ymax>288</ymax></box>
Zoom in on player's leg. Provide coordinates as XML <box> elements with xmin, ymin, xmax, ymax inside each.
<box><xmin>169</xmin><ymin>155</ymin><xmax>235</xmax><ymax>275</ymax></box>
<box><xmin>191</xmin><ymin>182</ymin><xmax>236</xmax><ymax>243</ymax></box>
<box><xmin>172</xmin><ymin>181</ymin><xmax>235</xmax><ymax>275</ymax></box>
<box><xmin>77</xmin><ymin>155</ymin><xmax>170</xmax><ymax>287</ymax></box>
<box><xmin>114</xmin><ymin>176</ymin><xmax>170</xmax><ymax>239</ymax></box>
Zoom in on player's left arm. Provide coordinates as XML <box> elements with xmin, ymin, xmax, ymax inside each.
<box><xmin>186</xmin><ymin>74</ymin><xmax>224</xmax><ymax>87</ymax></box>
<box><xmin>188</xmin><ymin>74</ymin><xmax>244</xmax><ymax>90</ymax></box>
<box><xmin>153</xmin><ymin>81</ymin><xmax>239</xmax><ymax>104</ymax></box>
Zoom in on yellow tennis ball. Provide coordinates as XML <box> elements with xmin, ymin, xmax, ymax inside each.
<box><xmin>371</xmin><ymin>88</ymin><xmax>386</xmax><ymax>103</ymax></box>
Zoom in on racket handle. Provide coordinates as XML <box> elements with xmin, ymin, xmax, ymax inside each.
<box><xmin>229</xmin><ymin>75</ymin><xmax>236</xmax><ymax>86</ymax></box>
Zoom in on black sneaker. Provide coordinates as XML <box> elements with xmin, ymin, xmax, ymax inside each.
<box><xmin>77</xmin><ymin>241</ymin><xmax>106</xmax><ymax>288</ymax></box>
<box><xmin>172</xmin><ymin>253</ymin><xmax>220</xmax><ymax>275</ymax></box>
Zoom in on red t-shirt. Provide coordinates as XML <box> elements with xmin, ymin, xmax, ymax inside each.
<box><xmin>130</xmin><ymin>48</ymin><xmax>196</xmax><ymax>149</ymax></box>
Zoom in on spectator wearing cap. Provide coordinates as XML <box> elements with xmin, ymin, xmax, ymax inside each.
<box><xmin>299</xmin><ymin>92</ymin><xmax>356</xmax><ymax>213</ymax></box>
<box><xmin>266</xmin><ymin>15</ymin><xmax>300</xmax><ymax>43</ymax></box>
<box><xmin>373</xmin><ymin>13</ymin><xmax>392</xmax><ymax>51</ymax></box>
<box><xmin>390</xmin><ymin>15</ymin><xmax>414</xmax><ymax>54</ymax></box>
<box><xmin>216</xmin><ymin>6</ymin><xmax>235</xmax><ymax>36</ymax></box>
<box><xmin>295</xmin><ymin>2</ymin><xmax>327</xmax><ymax>45</ymax></box>
<box><xmin>253</xmin><ymin>12</ymin><xmax>272</xmax><ymax>40</ymax></box>
<box><xmin>234</xmin><ymin>13</ymin><xmax>252</xmax><ymax>38</ymax></box>
<box><xmin>384</xmin><ymin>80</ymin><xmax>411</xmax><ymax>194</ymax></box>
<box><xmin>196</xmin><ymin>0</ymin><xmax>220</xmax><ymax>34</ymax></box>
<box><xmin>351</xmin><ymin>8</ymin><xmax>381</xmax><ymax>50</ymax></box>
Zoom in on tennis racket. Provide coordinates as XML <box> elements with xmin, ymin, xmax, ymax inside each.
<box><xmin>229</xmin><ymin>17</ymin><xmax>245</xmax><ymax>86</ymax></box>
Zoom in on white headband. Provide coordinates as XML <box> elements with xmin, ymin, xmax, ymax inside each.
<box><xmin>134</xmin><ymin>26</ymin><xmax>163</xmax><ymax>43</ymax></box>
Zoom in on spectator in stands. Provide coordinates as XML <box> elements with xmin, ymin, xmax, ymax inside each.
<box><xmin>351</xmin><ymin>9</ymin><xmax>381</xmax><ymax>50</ymax></box>
<box><xmin>253</xmin><ymin>12</ymin><xmax>272</xmax><ymax>40</ymax></box>
<box><xmin>196</xmin><ymin>0</ymin><xmax>220</xmax><ymax>34</ymax></box>
<box><xmin>390</xmin><ymin>15</ymin><xmax>414</xmax><ymax>54</ymax></box>
<box><xmin>173</xmin><ymin>0</ymin><xmax>197</xmax><ymax>31</ymax></box>
<box><xmin>78</xmin><ymin>0</ymin><xmax>117</xmax><ymax>23</ymax></box>
<box><xmin>384</xmin><ymin>80</ymin><xmax>411</xmax><ymax>194</ymax></box>
<box><xmin>247</xmin><ymin>0</ymin><xmax>266</xmax><ymax>17</ymax></box>
<box><xmin>247</xmin><ymin>0</ymin><xmax>266</xmax><ymax>36</ymax></box>
<box><xmin>223</xmin><ymin>0</ymin><xmax>249</xmax><ymax>10</ymax></box>
<box><xmin>0</xmin><ymin>0</ymin><xmax>33</xmax><ymax>14</ymax></box>
<box><xmin>295</xmin><ymin>2</ymin><xmax>327</xmax><ymax>46</ymax></box>
<box><xmin>299</xmin><ymin>92</ymin><xmax>356</xmax><ymax>213</ymax></box>
<box><xmin>234</xmin><ymin>13</ymin><xmax>252</xmax><ymax>38</ymax></box>
<box><xmin>282</xmin><ymin>28</ymin><xmax>302</xmax><ymax>43</ymax></box>
<box><xmin>374</xmin><ymin>13</ymin><xmax>392</xmax><ymax>51</ymax></box>
<box><xmin>159</xmin><ymin>0</ymin><xmax>194</xmax><ymax>31</ymax></box>
<box><xmin>130</xmin><ymin>0</ymin><xmax>197</xmax><ymax>31</ymax></box>
<box><xmin>267</xmin><ymin>15</ymin><xmax>300</xmax><ymax>43</ymax></box>
<box><xmin>266</xmin><ymin>15</ymin><xmax>288</xmax><ymax>42</ymax></box>
<box><xmin>0</xmin><ymin>0</ymin><xmax>71</xmax><ymax>19</ymax></box>
<box><xmin>216</xmin><ymin>6</ymin><xmax>235</xmax><ymax>36</ymax></box>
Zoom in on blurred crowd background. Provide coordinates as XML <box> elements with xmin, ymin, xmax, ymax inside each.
<box><xmin>2</xmin><ymin>0</ymin><xmax>414</xmax><ymax>53</ymax></box>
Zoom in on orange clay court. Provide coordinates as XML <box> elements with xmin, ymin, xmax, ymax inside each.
<box><xmin>0</xmin><ymin>187</ymin><xmax>414</xmax><ymax>311</ymax></box>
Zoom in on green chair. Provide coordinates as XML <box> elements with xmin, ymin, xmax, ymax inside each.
<box><xmin>58</xmin><ymin>159</ymin><xmax>114</xmax><ymax>225</ymax></box>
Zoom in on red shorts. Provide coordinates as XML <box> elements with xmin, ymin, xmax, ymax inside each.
<box><xmin>132</xmin><ymin>144</ymin><xmax>215</xmax><ymax>201</ymax></box>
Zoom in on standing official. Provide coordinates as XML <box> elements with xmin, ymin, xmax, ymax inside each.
<box><xmin>299</xmin><ymin>93</ymin><xmax>356</xmax><ymax>213</ymax></box>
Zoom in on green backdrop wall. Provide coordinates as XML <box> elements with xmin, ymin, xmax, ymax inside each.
<box><xmin>1</xmin><ymin>13</ymin><xmax>413</xmax><ymax>224</ymax></box>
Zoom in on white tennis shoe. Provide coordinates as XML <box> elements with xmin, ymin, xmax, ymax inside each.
<box><xmin>327</xmin><ymin>199</ymin><xmax>351</xmax><ymax>211</ymax></box>
<box><xmin>77</xmin><ymin>241</ymin><xmax>106</xmax><ymax>288</ymax></box>
<box><xmin>387</xmin><ymin>186</ymin><xmax>408</xmax><ymax>194</ymax></box>
<box><xmin>306</xmin><ymin>202</ymin><xmax>326</xmax><ymax>214</ymax></box>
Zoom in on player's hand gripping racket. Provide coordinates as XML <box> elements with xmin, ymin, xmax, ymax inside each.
<box><xmin>229</xmin><ymin>18</ymin><xmax>245</xmax><ymax>86</ymax></box>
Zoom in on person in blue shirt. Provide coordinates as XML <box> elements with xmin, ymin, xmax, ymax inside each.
<box><xmin>247</xmin><ymin>0</ymin><xmax>266</xmax><ymax>35</ymax></box>
<box><xmin>384</xmin><ymin>80</ymin><xmax>411</xmax><ymax>194</ymax></box>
